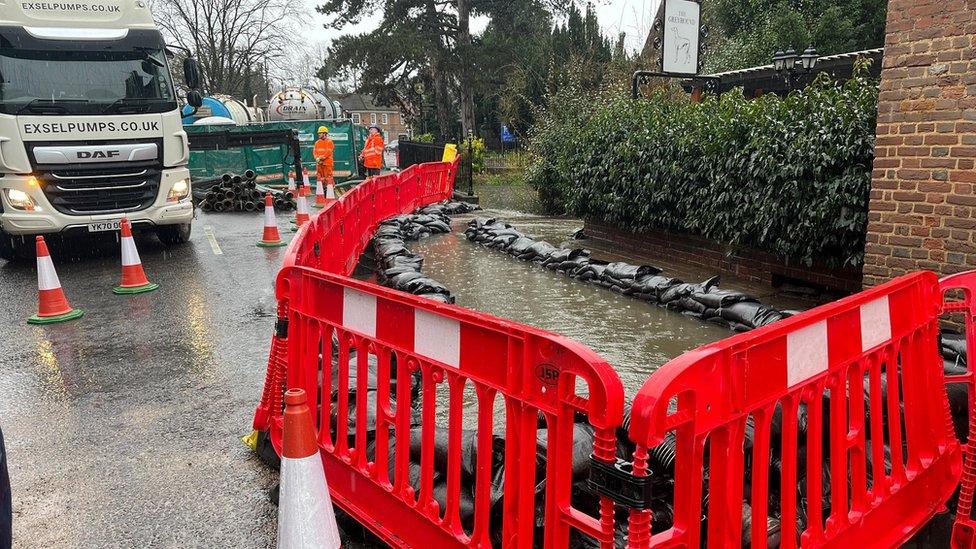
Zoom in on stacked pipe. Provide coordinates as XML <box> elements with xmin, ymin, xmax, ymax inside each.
<box><xmin>369</xmin><ymin>200</ymin><xmax>479</xmax><ymax>303</ymax></box>
<box><xmin>464</xmin><ymin>217</ymin><xmax>794</xmax><ymax>332</ymax></box>
<box><xmin>197</xmin><ymin>170</ymin><xmax>297</xmax><ymax>213</ymax></box>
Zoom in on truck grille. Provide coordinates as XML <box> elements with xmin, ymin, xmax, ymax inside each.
<box><xmin>38</xmin><ymin>167</ymin><xmax>161</xmax><ymax>215</ymax></box>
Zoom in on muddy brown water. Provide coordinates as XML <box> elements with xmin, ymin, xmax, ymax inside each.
<box><xmin>407</xmin><ymin>182</ymin><xmax>735</xmax><ymax>397</ymax></box>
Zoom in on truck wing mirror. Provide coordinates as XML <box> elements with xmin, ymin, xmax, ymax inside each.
<box><xmin>183</xmin><ymin>58</ymin><xmax>201</xmax><ymax>90</ymax></box>
<box><xmin>186</xmin><ymin>90</ymin><xmax>203</xmax><ymax>109</ymax></box>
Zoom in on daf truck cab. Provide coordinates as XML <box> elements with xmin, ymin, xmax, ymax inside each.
<box><xmin>0</xmin><ymin>0</ymin><xmax>201</xmax><ymax>260</ymax></box>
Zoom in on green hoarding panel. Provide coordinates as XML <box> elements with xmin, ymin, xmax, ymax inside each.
<box><xmin>185</xmin><ymin>120</ymin><xmax>368</xmax><ymax>186</ymax></box>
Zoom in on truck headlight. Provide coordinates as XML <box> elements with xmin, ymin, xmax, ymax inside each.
<box><xmin>5</xmin><ymin>189</ymin><xmax>38</xmax><ymax>211</ymax></box>
<box><xmin>168</xmin><ymin>179</ymin><xmax>191</xmax><ymax>202</ymax></box>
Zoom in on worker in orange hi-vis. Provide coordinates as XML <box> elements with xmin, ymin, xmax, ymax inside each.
<box><xmin>313</xmin><ymin>126</ymin><xmax>335</xmax><ymax>186</ymax></box>
<box><xmin>359</xmin><ymin>124</ymin><xmax>385</xmax><ymax>178</ymax></box>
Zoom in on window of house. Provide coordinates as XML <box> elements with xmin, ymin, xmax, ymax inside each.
<box><xmin>382</xmin><ymin>113</ymin><xmax>389</xmax><ymax>124</ymax></box>
<box><xmin>352</xmin><ymin>113</ymin><xmax>361</xmax><ymax>124</ymax></box>
<box><xmin>370</xmin><ymin>113</ymin><xmax>377</xmax><ymax>124</ymax></box>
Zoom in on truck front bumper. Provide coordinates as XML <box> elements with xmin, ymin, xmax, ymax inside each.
<box><xmin>0</xmin><ymin>168</ymin><xmax>194</xmax><ymax>236</ymax></box>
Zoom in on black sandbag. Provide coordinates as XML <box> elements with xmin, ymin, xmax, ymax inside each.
<box><xmin>705</xmin><ymin>316</ymin><xmax>732</xmax><ymax>330</ymax></box>
<box><xmin>390</xmin><ymin>271</ymin><xmax>426</xmax><ymax>288</ymax></box>
<box><xmin>558</xmin><ymin>256</ymin><xmax>591</xmax><ymax>274</ymax></box>
<box><xmin>675</xmin><ymin>296</ymin><xmax>708</xmax><ymax>314</ymax></box>
<box><xmin>633</xmin><ymin>275</ymin><xmax>682</xmax><ymax>295</ymax></box>
<box><xmin>719</xmin><ymin>301</ymin><xmax>764</xmax><ymax>325</ymax></box>
<box><xmin>383</xmin><ymin>264</ymin><xmax>422</xmax><ymax>278</ymax></box>
<box><xmin>411</xmin><ymin>214</ymin><xmax>436</xmax><ymax>225</ymax></box>
<box><xmin>507</xmin><ymin>236</ymin><xmax>536</xmax><ymax>255</ymax></box>
<box><xmin>603</xmin><ymin>262</ymin><xmax>662</xmax><ymax>280</ymax></box>
<box><xmin>375</xmin><ymin>225</ymin><xmax>403</xmax><ymax>239</ymax></box>
<box><xmin>693</xmin><ymin>287</ymin><xmax>758</xmax><ymax>309</ymax></box>
<box><xmin>426</xmin><ymin>220</ymin><xmax>451</xmax><ymax>233</ymax></box>
<box><xmin>753</xmin><ymin>308</ymin><xmax>785</xmax><ymax>327</ymax></box>
<box><xmin>526</xmin><ymin>241</ymin><xmax>558</xmax><ymax>261</ymax></box>
<box><xmin>430</xmin><ymin>478</ymin><xmax>477</xmax><ymax>524</ymax></box>
<box><xmin>659</xmin><ymin>282</ymin><xmax>697</xmax><ymax>304</ymax></box>
<box><xmin>544</xmin><ymin>248</ymin><xmax>589</xmax><ymax>265</ymax></box>
<box><xmin>535</xmin><ymin>422</ymin><xmax>595</xmax><ymax>481</ymax></box>
<box><xmin>467</xmin><ymin>217</ymin><xmax>494</xmax><ymax>229</ymax></box>
<box><xmin>946</xmin><ymin>382</ymin><xmax>969</xmax><ymax>440</ymax></box>
<box><xmin>375</xmin><ymin>241</ymin><xmax>408</xmax><ymax>258</ymax></box>
<box><xmin>383</xmin><ymin>254</ymin><xmax>423</xmax><ymax>270</ymax></box>
<box><xmin>943</xmin><ymin>333</ymin><xmax>968</xmax><ymax>366</ymax></box>
<box><xmin>417</xmin><ymin>293</ymin><xmax>454</xmax><ymax>303</ymax></box>
<box><xmin>404</xmin><ymin>277</ymin><xmax>450</xmax><ymax>295</ymax></box>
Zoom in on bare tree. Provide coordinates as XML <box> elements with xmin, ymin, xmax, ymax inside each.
<box><xmin>152</xmin><ymin>0</ymin><xmax>297</xmax><ymax>97</ymax></box>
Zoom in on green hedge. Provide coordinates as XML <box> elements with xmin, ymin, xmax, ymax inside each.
<box><xmin>526</xmin><ymin>63</ymin><xmax>878</xmax><ymax>267</ymax></box>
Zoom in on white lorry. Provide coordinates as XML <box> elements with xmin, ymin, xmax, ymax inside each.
<box><xmin>0</xmin><ymin>0</ymin><xmax>203</xmax><ymax>259</ymax></box>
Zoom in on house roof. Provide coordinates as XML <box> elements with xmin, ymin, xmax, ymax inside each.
<box><xmin>336</xmin><ymin>93</ymin><xmax>398</xmax><ymax>113</ymax></box>
<box><xmin>681</xmin><ymin>48</ymin><xmax>884</xmax><ymax>95</ymax></box>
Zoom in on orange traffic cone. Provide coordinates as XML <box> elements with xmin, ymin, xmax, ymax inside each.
<box><xmin>28</xmin><ymin>236</ymin><xmax>84</xmax><ymax>324</ymax></box>
<box><xmin>257</xmin><ymin>193</ymin><xmax>287</xmax><ymax>248</ymax></box>
<box><xmin>301</xmin><ymin>168</ymin><xmax>311</xmax><ymax>189</ymax></box>
<box><xmin>277</xmin><ymin>388</ymin><xmax>341</xmax><ymax>549</ymax></box>
<box><xmin>287</xmin><ymin>171</ymin><xmax>296</xmax><ymax>193</ymax></box>
<box><xmin>293</xmin><ymin>187</ymin><xmax>310</xmax><ymax>231</ymax></box>
<box><xmin>325</xmin><ymin>178</ymin><xmax>337</xmax><ymax>202</ymax></box>
<box><xmin>114</xmin><ymin>218</ymin><xmax>158</xmax><ymax>295</ymax></box>
<box><xmin>314</xmin><ymin>173</ymin><xmax>327</xmax><ymax>208</ymax></box>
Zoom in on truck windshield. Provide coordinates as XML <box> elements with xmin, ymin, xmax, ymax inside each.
<box><xmin>0</xmin><ymin>48</ymin><xmax>176</xmax><ymax>115</ymax></box>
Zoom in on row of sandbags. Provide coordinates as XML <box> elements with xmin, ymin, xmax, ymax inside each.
<box><xmin>370</xmin><ymin>201</ymin><xmax>479</xmax><ymax>303</ymax></box>
<box><xmin>464</xmin><ymin>218</ymin><xmax>793</xmax><ymax>332</ymax></box>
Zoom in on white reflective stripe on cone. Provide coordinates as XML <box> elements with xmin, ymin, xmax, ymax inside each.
<box><xmin>297</xmin><ymin>197</ymin><xmax>308</xmax><ymax>215</ymax></box>
<box><xmin>36</xmin><ymin>255</ymin><xmax>61</xmax><ymax>291</ymax></box>
<box><xmin>278</xmin><ymin>453</ymin><xmax>341</xmax><ymax>549</ymax></box>
<box><xmin>265</xmin><ymin>204</ymin><xmax>277</xmax><ymax>227</ymax></box>
<box><xmin>326</xmin><ymin>184</ymin><xmax>336</xmax><ymax>200</ymax></box>
<box><xmin>121</xmin><ymin>237</ymin><xmax>141</xmax><ymax>267</ymax></box>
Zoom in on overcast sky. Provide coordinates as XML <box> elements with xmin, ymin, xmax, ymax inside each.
<box><xmin>301</xmin><ymin>0</ymin><xmax>661</xmax><ymax>56</ymax></box>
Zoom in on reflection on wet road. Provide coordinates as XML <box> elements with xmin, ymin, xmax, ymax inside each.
<box><xmin>0</xmin><ymin>212</ymin><xmax>282</xmax><ymax>547</ymax></box>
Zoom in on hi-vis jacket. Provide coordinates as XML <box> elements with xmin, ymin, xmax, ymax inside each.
<box><xmin>361</xmin><ymin>133</ymin><xmax>385</xmax><ymax>169</ymax></box>
<box><xmin>313</xmin><ymin>137</ymin><xmax>335</xmax><ymax>171</ymax></box>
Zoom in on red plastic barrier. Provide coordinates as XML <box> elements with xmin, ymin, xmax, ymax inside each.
<box><xmin>941</xmin><ymin>272</ymin><xmax>976</xmax><ymax>548</ymax></box>
<box><xmin>624</xmin><ymin>271</ymin><xmax>962</xmax><ymax>548</ymax></box>
<box><xmin>254</xmin><ymin>160</ymin><xmax>627</xmax><ymax>547</ymax></box>
<box><xmin>256</xmin><ymin>158</ymin><xmax>969</xmax><ymax>547</ymax></box>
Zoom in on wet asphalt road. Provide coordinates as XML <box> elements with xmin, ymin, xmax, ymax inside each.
<box><xmin>0</xmin><ymin>211</ymin><xmax>286</xmax><ymax>547</ymax></box>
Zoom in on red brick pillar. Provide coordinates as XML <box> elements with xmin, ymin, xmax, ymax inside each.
<box><xmin>863</xmin><ymin>0</ymin><xmax>976</xmax><ymax>286</ymax></box>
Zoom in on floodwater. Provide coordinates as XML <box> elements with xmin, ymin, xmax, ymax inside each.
<box><xmin>410</xmin><ymin>183</ymin><xmax>732</xmax><ymax>396</ymax></box>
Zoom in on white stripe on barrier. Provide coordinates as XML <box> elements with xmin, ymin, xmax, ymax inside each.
<box><xmin>342</xmin><ymin>288</ymin><xmax>376</xmax><ymax>337</ymax></box>
<box><xmin>414</xmin><ymin>309</ymin><xmax>460</xmax><ymax>368</ymax></box>
<box><xmin>859</xmin><ymin>296</ymin><xmax>892</xmax><ymax>352</ymax></box>
<box><xmin>36</xmin><ymin>255</ymin><xmax>61</xmax><ymax>291</ymax></box>
<box><xmin>121</xmin><ymin>236</ymin><xmax>140</xmax><ymax>267</ymax></box>
<box><xmin>786</xmin><ymin>319</ymin><xmax>829</xmax><ymax>387</ymax></box>
<box><xmin>278</xmin><ymin>453</ymin><xmax>341</xmax><ymax>549</ymax></box>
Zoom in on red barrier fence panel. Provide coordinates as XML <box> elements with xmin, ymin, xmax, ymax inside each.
<box><xmin>941</xmin><ymin>272</ymin><xmax>976</xmax><ymax>547</ymax></box>
<box><xmin>256</xmin><ymin>158</ymin><xmax>632</xmax><ymax>547</ymax></box>
<box><xmin>273</xmin><ymin>268</ymin><xmax>624</xmax><ymax>548</ymax></box>
<box><xmin>624</xmin><ymin>271</ymin><xmax>961</xmax><ymax>548</ymax></box>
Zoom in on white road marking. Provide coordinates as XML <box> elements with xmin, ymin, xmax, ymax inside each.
<box><xmin>203</xmin><ymin>225</ymin><xmax>223</xmax><ymax>255</ymax></box>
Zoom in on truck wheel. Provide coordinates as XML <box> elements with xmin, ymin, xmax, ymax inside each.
<box><xmin>0</xmin><ymin>230</ymin><xmax>33</xmax><ymax>261</ymax></box>
<box><xmin>157</xmin><ymin>223</ymin><xmax>192</xmax><ymax>246</ymax></box>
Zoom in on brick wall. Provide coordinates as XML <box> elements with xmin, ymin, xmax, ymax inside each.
<box><xmin>584</xmin><ymin>220</ymin><xmax>863</xmax><ymax>294</ymax></box>
<box><xmin>864</xmin><ymin>0</ymin><xmax>976</xmax><ymax>285</ymax></box>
